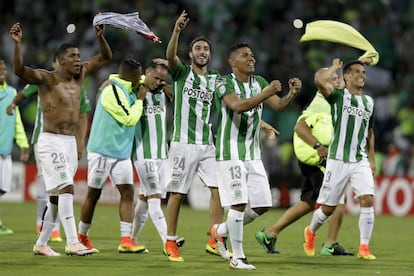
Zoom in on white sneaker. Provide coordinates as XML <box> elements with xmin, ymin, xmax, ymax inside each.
<box><xmin>65</xmin><ymin>242</ymin><xmax>94</xmax><ymax>256</ymax></box>
<box><xmin>216</xmin><ymin>239</ymin><xmax>231</xmax><ymax>260</ymax></box>
<box><xmin>33</xmin><ymin>245</ymin><xmax>61</xmax><ymax>256</ymax></box>
<box><xmin>209</xmin><ymin>225</ymin><xmax>231</xmax><ymax>260</ymax></box>
<box><xmin>229</xmin><ymin>258</ymin><xmax>256</xmax><ymax>270</ymax></box>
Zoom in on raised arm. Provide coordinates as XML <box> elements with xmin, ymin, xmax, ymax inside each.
<box><xmin>10</xmin><ymin>23</ymin><xmax>45</xmax><ymax>84</ymax></box>
<box><xmin>166</xmin><ymin>10</ymin><xmax>189</xmax><ymax>71</ymax></box>
<box><xmin>315</xmin><ymin>58</ymin><xmax>343</xmax><ymax>97</ymax></box>
<box><xmin>265</xmin><ymin>78</ymin><xmax>302</xmax><ymax>112</ymax></box>
<box><xmin>83</xmin><ymin>24</ymin><xmax>112</xmax><ymax>75</ymax></box>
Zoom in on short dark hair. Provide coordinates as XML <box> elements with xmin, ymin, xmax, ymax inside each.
<box><xmin>119</xmin><ymin>58</ymin><xmax>142</xmax><ymax>74</ymax></box>
<box><xmin>148</xmin><ymin>61</ymin><xmax>168</xmax><ymax>71</ymax></box>
<box><xmin>343</xmin><ymin>60</ymin><xmax>364</xmax><ymax>74</ymax></box>
<box><xmin>189</xmin><ymin>36</ymin><xmax>212</xmax><ymax>52</ymax></box>
<box><xmin>56</xmin><ymin>43</ymin><xmax>78</xmax><ymax>58</ymax></box>
<box><xmin>228</xmin><ymin>42</ymin><xmax>249</xmax><ymax>59</ymax></box>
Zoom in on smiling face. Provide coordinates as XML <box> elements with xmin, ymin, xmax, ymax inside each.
<box><xmin>344</xmin><ymin>63</ymin><xmax>366</xmax><ymax>91</ymax></box>
<box><xmin>189</xmin><ymin>40</ymin><xmax>211</xmax><ymax>69</ymax></box>
<box><xmin>229</xmin><ymin>46</ymin><xmax>256</xmax><ymax>77</ymax></box>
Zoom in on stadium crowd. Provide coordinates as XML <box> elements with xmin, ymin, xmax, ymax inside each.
<box><xmin>1</xmin><ymin>0</ymin><xmax>414</xmax><ymax>177</ymax></box>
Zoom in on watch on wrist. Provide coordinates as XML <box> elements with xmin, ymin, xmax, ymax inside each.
<box><xmin>313</xmin><ymin>141</ymin><xmax>321</xmax><ymax>149</ymax></box>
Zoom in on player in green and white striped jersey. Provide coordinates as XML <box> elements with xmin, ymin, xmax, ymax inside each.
<box><xmin>7</xmin><ymin>55</ymin><xmax>91</xmax><ymax>242</ymax></box>
<box><xmin>303</xmin><ymin>58</ymin><xmax>377</xmax><ymax>260</ymax></box>
<box><xmin>212</xmin><ymin>42</ymin><xmax>302</xmax><ymax>270</ymax></box>
<box><xmin>164</xmin><ymin>10</ymin><xmax>223</xmax><ymax>262</ymax></box>
<box><xmin>131</xmin><ymin>61</ymin><xmax>172</xmax><ymax>250</ymax></box>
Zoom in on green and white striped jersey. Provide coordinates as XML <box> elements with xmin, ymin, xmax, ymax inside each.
<box><xmin>215</xmin><ymin>73</ymin><xmax>268</xmax><ymax>161</ymax></box>
<box><xmin>134</xmin><ymin>90</ymin><xmax>168</xmax><ymax>160</ymax></box>
<box><xmin>327</xmin><ymin>88</ymin><xmax>375</xmax><ymax>162</ymax></box>
<box><xmin>170</xmin><ymin>63</ymin><xmax>219</xmax><ymax>145</ymax></box>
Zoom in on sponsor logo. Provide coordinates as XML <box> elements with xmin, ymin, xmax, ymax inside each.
<box><xmin>94</xmin><ymin>169</ymin><xmax>104</xmax><ymax>176</ymax></box>
<box><xmin>247</xmin><ymin>103</ymin><xmax>263</xmax><ymax>113</ymax></box>
<box><xmin>342</xmin><ymin>105</ymin><xmax>371</xmax><ymax>120</ymax></box>
<box><xmin>172</xmin><ymin>171</ymin><xmax>182</xmax><ymax>180</ymax></box>
<box><xmin>230</xmin><ymin>181</ymin><xmax>242</xmax><ymax>189</ymax></box>
<box><xmin>144</xmin><ymin>105</ymin><xmax>164</xmax><ymax>115</ymax></box>
<box><xmin>55</xmin><ymin>164</ymin><xmax>65</xmax><ymax>171</ymax></box>
<box><xmin>146</xmin><ymin>174</ymin><xmax>157</xmax><ymax>183</ymax></box>
<box><xmin>183</xmin><ymin>86</ymin><xmax>213</xmax><ymax>102</ymax></box>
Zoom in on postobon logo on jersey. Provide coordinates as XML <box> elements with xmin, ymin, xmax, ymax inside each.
<box><xmin>144</xmin><ymin>105</ymin><xmax>164</xmax><ymax>115</ymax></box>
<box><xmin>183</xmin><ymin>86</ymin><xmax>213</xmax><ymax>102</ymax></box>
<box><xmin>342</xmin><ymin>105</ymin><xmax>371</xmax><ymax>120</ymax></box>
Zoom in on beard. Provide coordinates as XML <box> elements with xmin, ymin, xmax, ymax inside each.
<box><xmin>191</xmin><ymin>56</ymin><xmax>209</xmax><ymax>69</ymax></box>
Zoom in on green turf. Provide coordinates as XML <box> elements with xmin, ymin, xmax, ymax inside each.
<box><xmin>0</xmin><ymin>201</ymin><xmax>413</xmax><ymax>275</ymax></box>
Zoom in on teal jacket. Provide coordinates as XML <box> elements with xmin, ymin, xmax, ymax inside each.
<box><xmin>87</xmin><ymin>74</ymin><xmax>143</xmax><ymax>159</ymax></box>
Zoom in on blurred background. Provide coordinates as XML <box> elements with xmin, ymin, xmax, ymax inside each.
<box><xmin>1</xmin><ymin>0</ymin><xmax>414</xmax><ymax>181</ymax></box>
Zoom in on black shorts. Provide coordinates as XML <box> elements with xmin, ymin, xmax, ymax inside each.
<box><xmin>298</xmin><ymin>160</ymin><xmax>325</xmax><ymax>201</ymax></box>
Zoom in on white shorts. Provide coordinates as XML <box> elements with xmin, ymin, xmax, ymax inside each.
<box><xmin>317</xmin><ymin>158</ymin><xmax>375</xmax><ymax>206</ymax></box>
<box><xmin>134</xmin><ymin>158</ymin><xmax>167</xmax><ymax>198</ymax></box>
<box><xmin>87</xmin><ymin>152</ymin><xmax>133</xmax><ymax>189</ymax></box>
<box><xmin>0</xmin><ymin>155</ymin><xmax>12</xmax><ymax>193</ymax></box>
<box><xmin>165</xmin><ymin>142</ymin><xmax>218</xmax><ymax>194</ymax></box>
<box><xmin>37</xmin><ymin>133</ymin><xmax>78</xmax><ymax>194</ymax></box>
<box><xmin>217</xmin><ymin>160</ymin><xmax>272</xmax><ymax>208</ymax></box>
<box><xmin>33</xmin><ymin>144</ymin><xmax>43</xmax><ymax>178</ymax></box>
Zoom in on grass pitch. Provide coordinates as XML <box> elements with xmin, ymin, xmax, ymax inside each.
<box><xmin>0</xmin><ymin>201</ymin><xmax>413</xmax><ymax>275</ymax></box>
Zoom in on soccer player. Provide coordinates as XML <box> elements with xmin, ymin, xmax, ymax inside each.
<box><xmin>10</xmin><ymin>21</ymin><xmax>112</xmax><ymax>256</ymax></box>
<box><xmin>255</xmin><ymin>69</ymin><xmax>353</xmax><ymax>256</ymax></box>
<box><xmin>303</xmin><ymin>58</ymin><xmax>376</xmax><ymax>260</ymax></box>
<box><xmin>163</xmin><ymin>10</ymin><xmax>224</xmax><ymax>262</ymax></box>
<box><xmin>212</xmin><ymin>42</ymin><xmax>301</xmax><ymax>270</ymax></box>
<box><xmin>78</xmin><ymin>58</ymin><xmax>146</xmax><ymax>253</ymax></box>
<box><xmin>131</xmin><ymin>60</ymin><xmax>171</xmax><ymax>249</ymax></box>
<box><xmin>7</xmin><ymin>54</ymin><xmax>91</xmax><ymax>242</ymax></box>
<box><xmin>0</xmin><ymin>59</ymin><xmax>30</xmax><ymax>235</ymax></box>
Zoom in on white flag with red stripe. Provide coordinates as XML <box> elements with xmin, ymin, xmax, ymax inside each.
<box><xmin>93</xmin><ymin>12</ymin><xmax>161</xmax><ymax>43</ymax></box>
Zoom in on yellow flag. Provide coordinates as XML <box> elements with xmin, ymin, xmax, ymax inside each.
<box><xmin>300</xmin><ymin>20</ymin><xmax>379</xmax><ymax>65</ymax></box>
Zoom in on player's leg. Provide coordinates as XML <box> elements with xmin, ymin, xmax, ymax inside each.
<box><xmin>0</xmin><ymin>155</ymin><xmax>13</xmax><ymax>235</ymax></box>
<box><xmin>114</xmin><ymin>159</ymin><xmax>146</xmax><ymax>253</ymax></box>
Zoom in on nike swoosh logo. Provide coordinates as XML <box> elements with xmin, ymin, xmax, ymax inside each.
<box><xmin>263</xmin><ymin>235</ymin><xmax>271</xmax><ymax>245</ymax></box>
<box><xmin>325</xmin><ymin>247</ymin><xmax>335</xmax><ymax>253</ymax></box>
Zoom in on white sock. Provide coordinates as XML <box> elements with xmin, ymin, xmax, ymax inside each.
<box><xmin>35</xmin><ymin>202</ymin><xmax>57</xmax><ymax>246</ymax></box>
<box><xmin>131</xmin><ymin>200</ymin><xmax>148</xmax><ymax>240</ymax></box>
<box><xmin>309</xmin><ymin>207</ymin><xmax>329</xmax><ymax>233</ymax></box>
<box><xmin>359</xmin><ymin>207</ymin><xmax>374</xmax><ymax>245</ymax></box>
<box><xmin>120</xmin><ymin>221</ymin><xmax>132</xmax><ymax>238</ymax></box>
<box><xmin>78</xmin><ymin>221</ymin><xmax>92</xmax><ymax>236</ymax></box>
<box><xmin>227</xmin><ymin>209</ymin><xmax>245</xmax><ymax>260</ymax></box>
<box><xmin>148</xmin><ymin>198</ymin><xmax>167</xmax><ymax>244</ymax></box>
<box><xmin>36</xmin><ymin>176</ymin><xmax>48</xmax><ymax>227</ymax></box>
<box><xmin>36</xmin><ymin>199</ymin><xmax>47</xmax><ymax>227</ymax></box>
<box><xmin>243</xmin><ymin>207</ymin><xmax>259</xmax><ymax>225</ymax></box>
<box><xmin>58</xmin><ymin>193</ymin><xmax>78</xmax><ymax>245</ymax></box>
<box><xmin>216</xmin><ymin>221</ymin><xmax>228</xmax><ymax>237</ymax></box>
<box><xmin>53</xmin><ymin>215</ymin><xmax>61</xmax><ymax>232</ymax></box>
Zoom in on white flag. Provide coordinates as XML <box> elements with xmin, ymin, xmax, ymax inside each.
<box><xmin>93</xmin><ymin>12</ymin><xmax>161</xmax><ymax>43</ymax></box>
